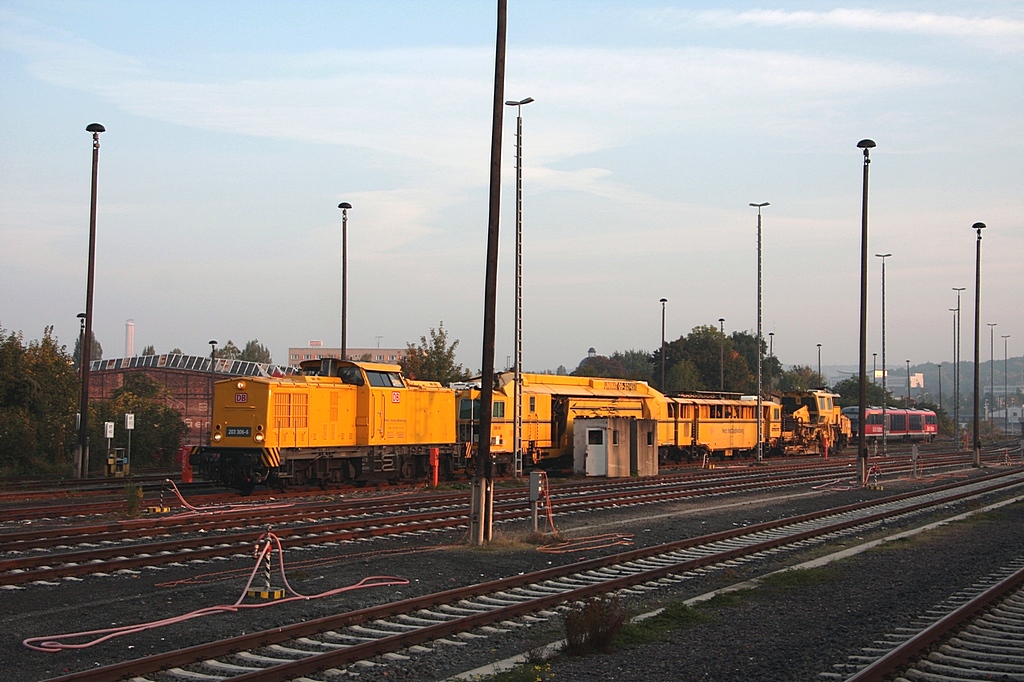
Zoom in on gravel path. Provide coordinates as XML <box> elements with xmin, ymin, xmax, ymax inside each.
<box><xmin>2</xmin><ymin>463</ymin><xmax>1022</xmax><ymax>681</ymax></box>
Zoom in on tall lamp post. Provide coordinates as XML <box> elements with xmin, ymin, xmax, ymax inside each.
<box><xmin>750</xmin><ymin>202</ymin><xmax>769</xmax><ymax>462</ymax></box>
<box><xmin>856</xmin><ymin>139</ymin><xmax>875</xmax><ymax>485</ymax></box>
<box><xmin>718</xmin><ymin>317</ymin><xmax>725</xmax><ymax>392</ymax></box>
<box><xmin>905</xmin><ymin>359</ymin><xmax>911</xmax><ymax>407</ymax></box>
<box><xmin>768</xmin><ymin>332</ymin><xmax>774</xmax><ymax>392</ymax></box>
<box><xmin>953</xmin><ymin>287</ymin><xmax>965</xmax><ymax>448</ymax></box>
<box><xmin>208</xmin><ymin>340</ymin><xmax>217</xmax><ymax>445</ymax></box>
<box><xmin>337</xmin><ymin>202</ymin><xmax>352</xmax><ymax>361</ymax></box>
<box><xmin>660</xmin><ymin>298</ymin><xmax>668</xmax><ymax>391</ymax></box>
<box><xmin>971</xmin><ymin>222</ymin><xmax>986</xmax><ymax>467</ymax></box>
<box><xmin>872</xmin><ymin>353</ymin><xmax>877</xmax><ymax>385</ymax></box>
<box><xmin>987</xmin><ymin>322</ymin><xmax>997</xmax><ymax>421</ymax></box>
<box><xmin>817</xmin><ymin>344</ymin><xmax>822</xmax><ymax>386</ymax></box>
<box><xmin>937</xmin><ymin>364</ymin><xmax>942</xmax><ymax>412</ymax></box>
<box><xmin>1003</xmin><ymin>335</ymin><xmax>1010</xmax><ymax>434</ymax></box>
<box><xmin>876</xmin><ymin>252</ymin><xmax>891</xmax><ymax>457</ymax></box>
<box><xmin>76</xmin><ymin>123</ymin><xmax>106</xmax><ymax>480</ymax></box>
<box><xmin>505</xmin><ymin>96</ymin><xmax>533</xmax><ymax>478</ymax></box>
<box><xmin>76</xmin><ymin>313</ymin><xmax>87</xmax><ymax>376</ymax></box>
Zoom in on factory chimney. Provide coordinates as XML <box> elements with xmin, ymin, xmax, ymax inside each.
<box><xmin>125</xmin><ymin>319</ymin><xmax>135</xmax><ymax>357</ymax></box>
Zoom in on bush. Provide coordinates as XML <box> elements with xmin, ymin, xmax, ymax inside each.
<box><xmin>564</xmin><ymin>595</ymin><xmax>626</xmax><ymax>655</ymax></box>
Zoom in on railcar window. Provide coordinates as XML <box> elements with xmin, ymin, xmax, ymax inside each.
<box><xmin>668</xmin><ymin>403</ymin><xmax>676</xmax><ymax>419</ymax></box>
<box><xmin>493</xmin><ymin>401</ymin><xmax>505</xmax><ymax>418</ymax></box>
<box><xmin>459</xmin><ymin>399</ymin><xmax>477</xmax><ymax>420</ymax></box>
<box><xmin>926</xmin><ymin>415</ymin><xmax>937</xmax><ymax>425</ymax></box>
<box><xmin>338</xmin><ymin>367</ymin><xmax>364</xmax><ymax>385</ymax></box>
<box><xmin>909</xmin><ymin>415</ymin><xmax>922</xmax><ymax>430</ymax></box>
<box><xmin>890</xmin><ymin>414</ymin><xmax>906</xmax><ymax>431</ymax></box>
<box><xmin>867</xmin><ymin>413</ymin><xmax>883</xmax><ymax>425</ymax></box>
<box><xmin>530</xmin><ymin>396</ymin><xmax>536</xmax><ymax>412</ymax></box>
<box><xmin>588</xmin><ymin>430</ymin><xmax>603</xmax><ymax>445</ymax></box>
<box><xmin>613</xmin><ymin>430</ymin><xmax>619</xmax><ymax>445</ymax></box>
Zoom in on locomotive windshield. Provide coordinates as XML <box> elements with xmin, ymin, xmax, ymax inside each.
<box><xmin>366</xmin><ymin>370</ymin><xmax>404</xmax><ymax>388</ymax></box>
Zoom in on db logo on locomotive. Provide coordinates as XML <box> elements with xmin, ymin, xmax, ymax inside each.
<box><xmin>391</xmin><ymin>391</ymin><xmax>401</xmax><ymax>403</ymax></box>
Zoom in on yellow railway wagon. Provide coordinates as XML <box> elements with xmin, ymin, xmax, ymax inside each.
<box><xmin>456</xmin><ymin>373</ymin><xmax>783</xmax><ymax>469</ymax></box>
<box><xmin>657</xmin><ymin>395</ymin><xmax>782</xmax><ymax>461</ymax></box>
<box><xmin>192</xmin><ymin>358</ymin><xmax>456</xmax><ymax>493</ymax></box>
<box><xmin>456</xmin><ymin>373</ymin><xmax>658</xmax><ymax>472</ymax></box>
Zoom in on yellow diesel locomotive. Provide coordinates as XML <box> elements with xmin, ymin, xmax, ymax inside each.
<box><xmin>190</xmin><ymin>358</ymin><xmax>456</xmax><ymax>493</ymax></box>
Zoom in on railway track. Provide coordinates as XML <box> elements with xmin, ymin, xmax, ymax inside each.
<box><xmin>36</xmin><ymin>469</ymin><xmax>1024</xmax><ymax>682</ymax></box>
<box><xmin>3</xmin><ymin>450</ymin><xmax>1016</xmax><ymax>588</ymax></box>
<box><xmin>830</xmin><ymin>558</ymin><xmax>1024</xmax><ymax>681</ymax></box>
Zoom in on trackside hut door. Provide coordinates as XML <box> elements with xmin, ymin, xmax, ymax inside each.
<box><xmin>573</xmin><ymin>417</ymin><xmax>608</xmax><ymax>476</ymax></box>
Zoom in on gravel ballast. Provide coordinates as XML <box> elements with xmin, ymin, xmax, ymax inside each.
<box><xmin>2</xmin><ymin>463</ymin><xmax>1023</xmax><ymax>681</ymax></box>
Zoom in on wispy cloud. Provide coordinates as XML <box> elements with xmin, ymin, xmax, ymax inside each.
<box><xmin>684</xmin><ymin>8</ymin><xmax>1024</xmax><ymax>47</ymax></box>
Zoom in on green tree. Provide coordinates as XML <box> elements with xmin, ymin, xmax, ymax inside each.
<box><xmin>830</xmin><ymin>376</ymin><xmax>893</xmax><ymax>407</ymax></box>
<box><xmin>573</xmin><ymin>354</ymin><xmax>627</xmax><ymax>378</ymax></box>
<box><xmin>216</xmin><ymin>340</ymin><xmax>242</xmax><ymax>360</ymax></box>
<box><xmin>90</xmin><ymin>373</ymin><xmax>187</xmax><ymax>469</ymax></box>
<box><xmin>612</xmin><ymin>349</ymin><xmax>654</xmax><ymax>382</ymax></box>
<box><xmin>72</xmin><ymin>330</ymin><xmax>103</xmax><ymax>369</ymax></box>
<box><xmin>141</xmin><ymin>345</ymin><xmax>156</xmax><ymax>356</ymax></box>
<box><xmin>778</xmin><ymin>365</ymin><xmax>826</xmax><ymax>392</ymax></box>
<box><xmin>400</xmin><ymin>322</ymin><xmax>470</xmax><ymax>385</ymax></box>
<box><xmin>239</xmin><ymin>339</ymin><xmax>272</xmax><ymax>363</ymax></box>
<box><xmin>0</xmin><ymin>326</ymin><xmax>78</xmax><ymax>476</ymax></box>
<box><xmin>170</xmin><ymin>347</ymin><xmax>184</xmax><ymax>355</ymax></box>
<box><xmin>665</xmin><ymin>357</ymin><xmax>704</xmax><ymax>393</ymax></box>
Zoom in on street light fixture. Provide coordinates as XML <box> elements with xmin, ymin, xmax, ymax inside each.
<box><xmin>952</xmin><ymin>289</ymin><xmax>965</xmax><ymax>448</ymax></box>
<box><xmin>76</xmin><ymin>312</ymin><xmax>87</xmax><ymax>375</ymax></box>
<box><xmin>971</xmin><ymin>222</ymin><xmax>986</xmax><ymax>467</ymax></box>
<box><xmin>817</xmin><ymin>343</ymin><xmax>822</xmax><ymax>387</ymax></box>
<box><xmin>987</xmin><ymin>322</ymin><xmax>997</xmax><ymax>421</ymax></box>
<box><xmin>905</xmin><ymin>359</ymin><xmax>911</xmax><ymax>408</ymax></box>
<box><xmin>76</xmin><ymin>123</ymin><xmax>106</xmax><ymax>480</ymax></box>
<box><xmin>338</xmin><ymin>202</ymin><xmax>352</xmax><ymax>361</ymax></box>
<box><xmin>856</xmin><ymin>138</ymin><xmax>876</xmax><ymax>486</ymax></box>
<box><xmin>876</xmin><ymin>252</ymin><xmax>892</xmax><ymax>457</ymax></box>
<box><xmin>505</xmin><ymin>96</ymin><xmax>533</xmax><ymax>478</ymax></box>
<box><xmin>750</xmin><ymin>202</ymin><xmax>769</xmax><ymax>463</ymax></box>
<box><xmin>718</xmin><ymin>317</ymin><xmax>725</xmax><ymax>392</ymax></box>
<box><xmin>208</xmin><ymin>340</ymin><xmax>217</xmax><ymax>445</ymax></box>
<box><xmin>1003</xmin><ymin>335</ymin><xmax>1010</xmax><ymax>434</ymax></box>
<box><xmin>660</xmin><ymin>298</ymin><xmax>668</xmax><ymax>391</ymax></box>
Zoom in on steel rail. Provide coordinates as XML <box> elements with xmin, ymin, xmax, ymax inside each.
<box><xmin>39</xmin><ymin>470</ymin><xmax>1024</xmax><ymax>682</ymax></box>
<box><xmin>844</xmin><ymin>562</ymin><xmax>1024</xmax><ymax>681</ymax></box>
<box><xmin>0</xmin><ymin>468</ymin><xmax>878</xmax><ymax>583</ymax></box>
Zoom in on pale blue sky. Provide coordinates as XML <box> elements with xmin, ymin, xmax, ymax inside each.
<box><xmin>1</xmin><ymin>1</ymin><xmax>1021</xmax><ymax>376</ymax></box>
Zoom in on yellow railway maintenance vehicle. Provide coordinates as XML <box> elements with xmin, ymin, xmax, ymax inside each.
<box><xmin>455</xmin><ymin>373</ymin><xmax>784</xmax><ymax>471</ymax></box>
<box><xmin>773</xmin><ymin>389</ymin><xmax>851</xmax><ymax>456</ymax></box>
<box><xmin>190</xmin><ymin>358</ymin><xmax>456</xmax><ymax>493</ymax></box>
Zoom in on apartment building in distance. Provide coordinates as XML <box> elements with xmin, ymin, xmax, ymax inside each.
<box><xmin>287</xmin><ymin>340</ymin><xmax>406</xmax><ymax>368</ymax></box>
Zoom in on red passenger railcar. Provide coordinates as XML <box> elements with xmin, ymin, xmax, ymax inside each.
<box><xmin>842</xmin><ymin>406</ymin><xmax>937</xmax><ymax>442</ymax></box>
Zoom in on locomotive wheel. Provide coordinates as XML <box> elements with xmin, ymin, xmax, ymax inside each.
<box><xmin>239</xmin><ymin>480</ymin><xmax>256</xmax><ymax>496</ymax></box>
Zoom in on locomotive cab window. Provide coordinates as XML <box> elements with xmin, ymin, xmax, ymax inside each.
<box><xmin>366</xmin><ymin>370</ymin><xmax>404</xmax><ymax>388</ymax></box>
<box><xmin>493</xmin><ymin>401</ymin><xmax>505</xmax><ymax>418</ymax></box>
<box><xmin>338</xmin><ymin>366</ymin><xmax>365</xmax><ymax>386</ymax></box>
<box><xmin>459</xmin><ymin>398</ymin><xmax>479</xmax><ymax>420</ymax></box>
